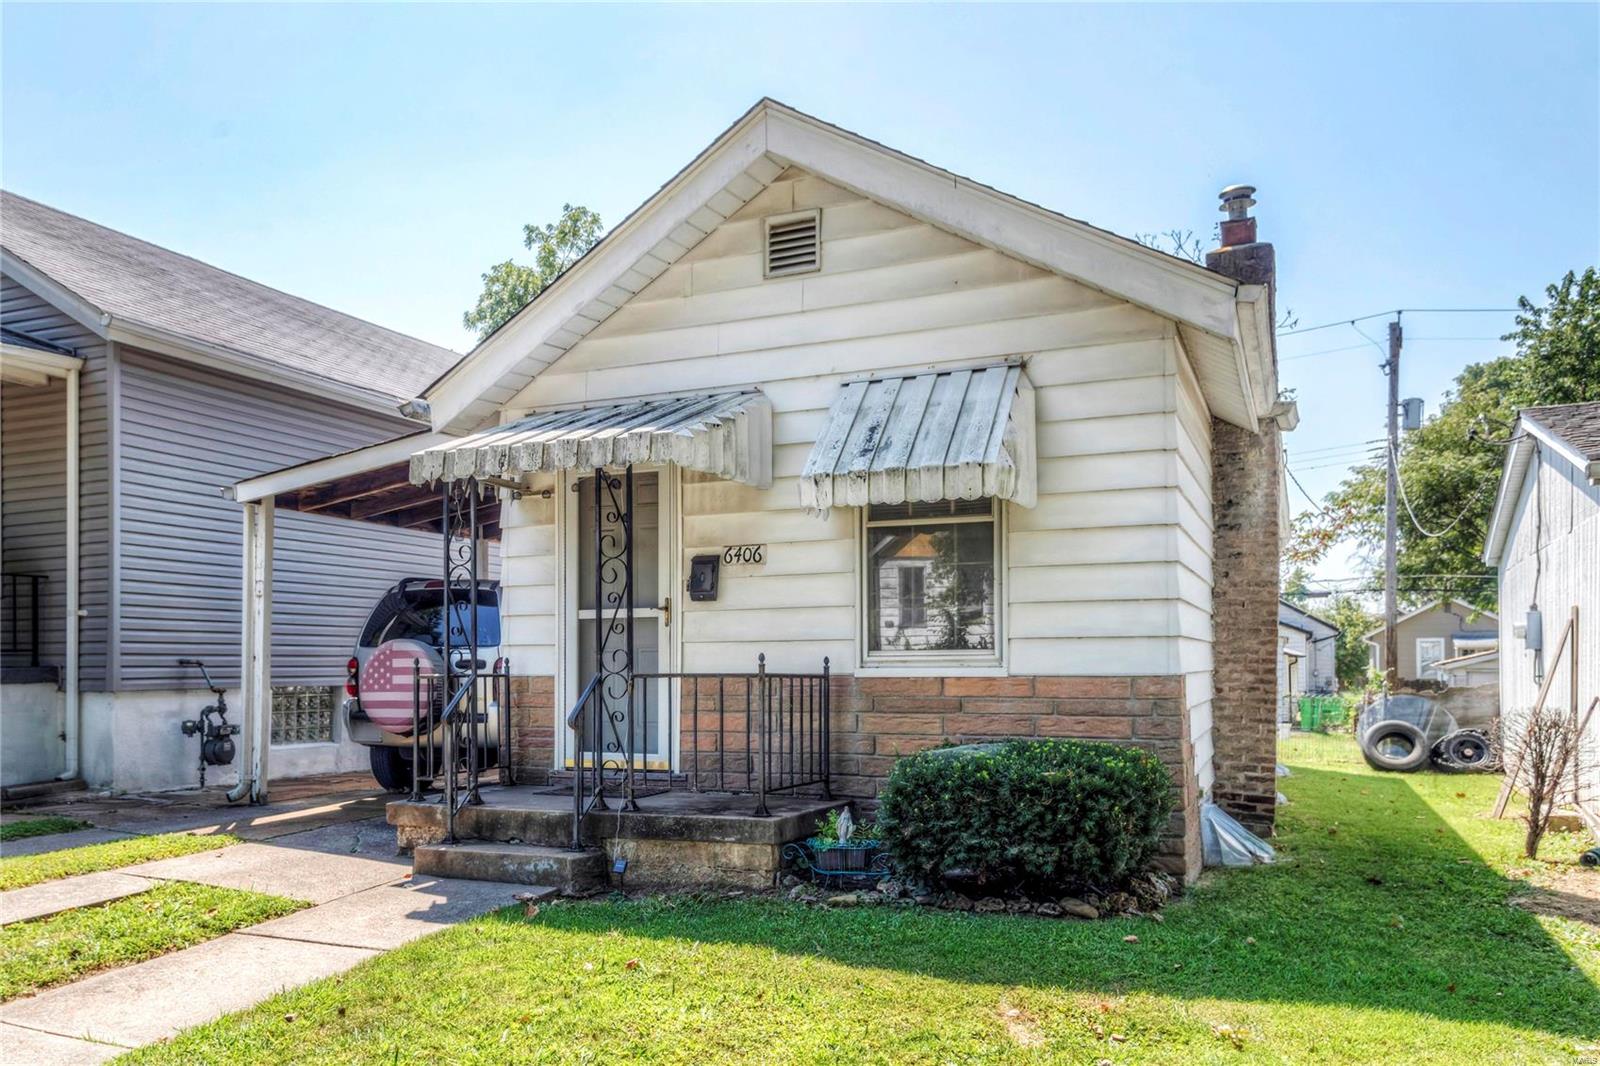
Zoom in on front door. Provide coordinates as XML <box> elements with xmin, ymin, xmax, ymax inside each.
<box><xmin>571</xmin><ymin>468</ymin><xmax>672</xmax><ymax>769</ymax></box>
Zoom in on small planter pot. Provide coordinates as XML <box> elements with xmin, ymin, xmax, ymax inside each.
<box><xmin>785</xmin><ymin>837</ymin><xmax>890</xmax><ymax>887</ymax></box>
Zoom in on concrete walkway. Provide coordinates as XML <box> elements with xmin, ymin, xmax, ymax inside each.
<box><xmin>0</xmin><ymin>871</ymin><xmax>154</xmax><ymax>926</ymax></box>
<box><xmin>0</xmin><ymin>796</ymin><xmax>550</xmax><ymax>1064</ymax></box>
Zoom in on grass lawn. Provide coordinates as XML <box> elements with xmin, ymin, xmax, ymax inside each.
<box><xmin>0</xmin><ymin>881</ymin><xmax>304</xmax><ymax>1001</ymax></box>
<box><xmin>121</xmin><ymin>736</ymin><xmax>1599</xmax><ymax>1065</ymax></box>
<box><xmin>0</xmin><ymin>832</ymin><xmax>241</xmax><ymax>891</ymax></box>
<box><xmin>0</xmin><ymin>817</ymin><xmax>92</xmax><ymax>843</ymax></box>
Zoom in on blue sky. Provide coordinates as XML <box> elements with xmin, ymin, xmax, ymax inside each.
<box><xmin>4</xmin><ymin>3</ymin><xmax>1596</xmax><ymax>588</ymax></box>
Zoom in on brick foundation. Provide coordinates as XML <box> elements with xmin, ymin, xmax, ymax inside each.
<box><xmin>1209</xmin><ymin>417</ymin><xmax>1282</xmax><ymax>836</ymax></box>
<box><xmin>514</xmin><ymin>672</ymin><xmax>1203</xmax><ymax>882</ymax></box>
<box><xmin>508</xmin><ymin>675</ymin><xmax>555</xmax><ymax>785</ymax></box>
<box><xmin>826</xmin><ymin>674</ymin><xmax>1202</xmax><ymax>882</ymax></box>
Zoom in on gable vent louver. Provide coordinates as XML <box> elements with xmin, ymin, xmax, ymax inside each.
<box><xmin>764</xmin><ymin>210</ymin><xmax>821</xmax><ymax>277</ymax></box>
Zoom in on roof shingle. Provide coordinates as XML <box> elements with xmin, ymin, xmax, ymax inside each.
<box><xmin>0</xmin><ymin>191</ymin><xmax>461</xmax><ymax>403</ymax></box>
<box><xmin>1522</xmin><ymin>400</ymin><xmax>1600</xmax><ymax>463</ymax></box>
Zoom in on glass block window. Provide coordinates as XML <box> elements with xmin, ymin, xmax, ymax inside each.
<box><xmin>271</xmin><ymin>685</ymin><xmax>337</xmax><ymax>744</ymax></box>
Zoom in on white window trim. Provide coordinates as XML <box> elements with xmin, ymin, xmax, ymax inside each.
<box><xmin>856</xmin><ymin>499</ymin><xmax>1006</xmax><ymax>674</ymax></box>
<box><xmin>1415</xmin><ymin>637</ymin><xmax>1447</xmax><ymax>676</ymax></box>
<box><xmin>763</xmin><ymin>209</ymin><xmax>822</xmax><ymax>278</ymax></box>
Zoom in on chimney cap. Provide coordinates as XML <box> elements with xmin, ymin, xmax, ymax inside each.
<box><xmin>1218</xmin><ymin>184</ymin><xmax>1257</xmax><ymax>219</ymax></box>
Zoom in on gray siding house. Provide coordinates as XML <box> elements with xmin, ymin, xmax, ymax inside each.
<box><xmin>1362</xmin><ymin>598</ymin><xmax>1498</xmax><ymax>681</ymax></box>
<box><xmin>1</xmin><ymin>191</ymin><xmax>460</xmax><ymax>792</ymax></box>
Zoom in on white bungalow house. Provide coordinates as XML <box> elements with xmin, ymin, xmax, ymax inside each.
<box><xmin>1483</xmin><ymin>400</ymin><xmax>1600</xmax><ymax>831</ymax></box>
<box><xmin>229</xmin><ymin>100</ymin><xmax>1293</xmax><ymax>879</ymax></box>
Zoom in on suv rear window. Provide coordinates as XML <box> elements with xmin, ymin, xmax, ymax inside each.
<box><xmin>361</xmin><ymin>586</ymin><xmax>501</xmax><ymax>650</ymax></box>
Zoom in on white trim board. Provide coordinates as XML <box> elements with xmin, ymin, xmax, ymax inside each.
<box><xmin>419</xmin><ymin>98</ymin><xmax>1273</xmax><ymax>437</ymax></box>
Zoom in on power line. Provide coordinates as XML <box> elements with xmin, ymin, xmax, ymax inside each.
<box><xmin>1279</xmin><ymin>307</ymin><xmax>1519</xmax><ymax>337</ymax></box>
<box><xmin>1284</xmin><ymin>460</ymin><xmax>1326</xmax><ymax>515</ymax></box>
<box><xmin>1388</xmin><ymin>442</ymin><xmax>1492</xmax><ymax>539</ymax></box>
<box><xmin>1283</xmin><ymin>337</ymin><xmax>1504</xmax><ymax>361</ymax></box>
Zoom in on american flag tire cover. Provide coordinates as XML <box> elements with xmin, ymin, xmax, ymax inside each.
<box><xmin>359</xmin><ymin>638</ymin><xmax>440</xmax><ymax>733</ymax></box>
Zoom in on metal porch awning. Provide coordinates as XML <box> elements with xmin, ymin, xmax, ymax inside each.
<box><xmin>407</xmin><ymin>390</ymin><xmax>772</xmax><ymax>487</ymax></box>
<box><xmin>800</xmin><ymin>363</ymin><xmax>1037</xmax><ymax>511</ymax></box>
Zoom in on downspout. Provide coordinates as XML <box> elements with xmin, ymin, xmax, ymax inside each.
<box><xmin>59</xmin><ymin>364</ymin><xmax>81</xmax><ymax>780</ymax></box>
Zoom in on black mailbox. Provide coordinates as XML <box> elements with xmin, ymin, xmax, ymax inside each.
<box><xmin>687</xmin><ymin>554</ymin><xmax>720</xmax><ymax>601</ymax></box>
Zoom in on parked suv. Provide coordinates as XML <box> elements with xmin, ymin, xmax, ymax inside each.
<box><xmin>344</xmin><ymin>577</ymin><xmax>503</xmax><ymax>791</ymax></box>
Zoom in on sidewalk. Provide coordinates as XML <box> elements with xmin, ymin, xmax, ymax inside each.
<box><xmin>0</xmin><ymin>784</ymin><xmax>547</xmax><ymax>1063</ymax></box>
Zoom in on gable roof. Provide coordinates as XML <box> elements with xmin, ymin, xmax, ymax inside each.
<box><xmin>1483</xmin><ymin>400</ymin><xmax>1600</xmax><ymax>565</ymax></box>
<box><xmin>420</xmin><ymin>98</ymin><xmax>1276</xmax><ymax>435</ymax></box>
<box><xmin>1278</xmin><ymin>597</ymin><xmax>1339</xmax><ymax>636</ymax></box>
<box><xmin>1361</xmin><ymin>599</ymin><xmax>1499</xmax><ymax>644</ymax></box>
<box><xmin>0</xmin><ymin>191</ymin><xmax>461</xmax><ymax>411</ymax></box>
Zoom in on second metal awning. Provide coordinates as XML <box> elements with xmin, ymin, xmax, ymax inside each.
<box><xmin>800</xmin><ymin>363</ymin><xmax>1037</xmax><ymax>511</ymax></box>
<box><xmin>408</xmin><ymin>390</ymin><xmax>772</xmax><ymax>486</ymax></box>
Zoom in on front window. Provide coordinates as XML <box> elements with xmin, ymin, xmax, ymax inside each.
<box><xmin>1416</xmin><ymin>637</ymin><xmax>1446</xmax><ymax>678</ymax></box>
<box><xmin>865</xmin><ymin>499</ymin><xmax>997</xmax><ymax>656</ymax></box>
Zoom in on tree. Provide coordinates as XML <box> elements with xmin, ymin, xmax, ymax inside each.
<box><xmin>1320</xmin><ymin>595</ymin><xmax>1379</xmax><ymax>691</ymax></box>
<box><xmin>463</xmin><ymin>204</ymin><xmax>604</xmax><ymax>340</ymax></box>
<box><xmin>1287</xmin><ymin>267</ymin><xmax>1600</xmax><ymax>611</ymax></box>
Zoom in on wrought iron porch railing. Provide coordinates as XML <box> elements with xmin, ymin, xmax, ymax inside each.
<box><xmin>564</xmin><ymin>655</ymin><xmax>832</xmax><ymax>850</ymax></box>
<box><xmin>2</xmin><ymin>572</ymin><xmax>48</xmax><ymax>668</ymax></box>
<box><xmin>409</xmin><ymin>662</ymin><xmax>513</xmax><ymax>842</ymax></box>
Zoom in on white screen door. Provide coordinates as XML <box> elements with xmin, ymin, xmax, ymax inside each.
<box><xmin>572</xmin><ymin>469</ymin><xmax>672</xmax><ymax>769</ymax></box>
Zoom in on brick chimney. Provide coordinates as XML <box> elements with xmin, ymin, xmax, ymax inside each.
<box><xmin>1203</xmin><ymin>183</ymin><xmax>1282</xmax><ymax>838</ymax></box>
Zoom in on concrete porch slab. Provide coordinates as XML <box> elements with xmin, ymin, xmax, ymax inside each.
<box><xmin>0</xmin><ymin>932</ymin><xmax>376</xmax><ymax>1049</ymax></box>
<box><xmin>0</xmin><ymin>1021</ymin><xmax>122</xmax><ymax>1065</ymax></box>
<box><xmin>0</xmin><ymin>871</ymin><xmax>155</xmax><ymax>926</ymax></box>
<box><xmin>239</xmin><ymin>876</ymin><xmax>538</xmax><ymax>951</ymax></box>
<box><xmin>121</xmin><ymin>818</ymin><xmax>409</xmax><ymax>903</ymax></box>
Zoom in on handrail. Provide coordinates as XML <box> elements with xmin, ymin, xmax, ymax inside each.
<box><xmin>566</xmin><ymin>672</ymin><xmax>602</xmax><ymax>729</ymax></box>
<box><xmin>567</xmin><ymin>672</ymin><xmax>601</xmax><ymax>850</ymax></box>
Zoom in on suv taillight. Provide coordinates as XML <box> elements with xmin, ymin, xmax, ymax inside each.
<box><xmin>345</xmin><ymin>656</ymin><xmax>360</xmax><ymax>697</ymax></box>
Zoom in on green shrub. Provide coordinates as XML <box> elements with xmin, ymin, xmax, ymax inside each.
<box><xmin>876</xmin><ymin>739</ymin><xmax>1174</xmax><ymax>892</ymax></box>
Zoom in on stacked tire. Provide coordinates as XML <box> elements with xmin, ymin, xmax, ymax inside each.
<box><xmin>1430</xmin><ymin>729</ymin><xmax>1497</xmax><ymax>773</ymax></box>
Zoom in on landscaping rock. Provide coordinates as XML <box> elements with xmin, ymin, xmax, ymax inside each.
<box><xmin>940</xmin><ymin>894</ymin><xmax>975</xmax><ymax>912</ymax></box>
<box><xmin>1058</xmin><ymin>897</ymin><xmax>1099</xmax><ymax>920</ymax></box>
<box><xmin>876</xmin><ymin>878</ymin><xmax>905</xmax><ymax>900</ymax></box>
<box><xmin>975</xmin><ymin>897</ymin><xmax>1007</xmax><ymax>914</ymax></box>
<box><xmin>1102</xmin><ymin>891</ymin><xmax>1138</xmax><ymax>915</ymax></box>
<box><xmin>1036</xmin><ymin>901</ymin><xmax>1064</xmax><ymax>918</ymax></box>
<box><xmin>1005</xmin><ymin>899</ymin><xmax>1033</xmax><ymax>915</ymax></box>
<box><xmin>787</xmin><ymin>883</ymin><xmax>817</xmax><ymax>902</ymax></box>
<box><xmin>826</xmin><ymin>892</ymin><xmax>861</xmax><ymax>906</ymax></box>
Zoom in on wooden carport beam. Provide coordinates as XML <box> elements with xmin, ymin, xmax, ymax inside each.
<box><xmin>293</xmin><ymin>465</ymin><xmax>414</xmax><ymax>513</ymax></box>
<box><xmin>350</xmin><ymin>484</ymin><xmax>443</xmax><ymax>521</ymax></box>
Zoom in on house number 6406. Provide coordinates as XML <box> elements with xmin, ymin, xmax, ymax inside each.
<box><xmin>723</xmin><ymin>544</ymin><xmax>765</xmax><ymax>565</ymax></box>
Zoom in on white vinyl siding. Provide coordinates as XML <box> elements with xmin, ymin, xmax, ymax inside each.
<box><xmin>1497</xmin><ymin>442</ymin><xmax>1600</xmax><ymax>822</ymax></box>
<box><xmin>497</xmin><ymin>168</ymin><xmax>1214</xmax><ymax>684</ymax></box>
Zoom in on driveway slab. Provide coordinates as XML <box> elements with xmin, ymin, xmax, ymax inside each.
<box><xmin>0</xmin><ymin>828</ymin><xmax>136</xmax><ymax>858</ymax></box>
<box><xmin>0</xmin><ymin>1021</ymin><xmax>122</xmax><ymax>1065</ymax></box>
<box><xmin>240</xmin><ymin>876</ymin><xmax>540</xmax><ymax>950</ymax></box>
<box><xmin>121</xmin><ymin>817</ymin><xmax>409</xmax><ymax>903</ymax></box>
<box><xmin>0</xmin><ymin>932</ymin><xmax>376</xmax><ymax>1049</ymax></box>
<box><xmin>0</xmin><ymin>871</ymin><xmax>155</xmax><ymax>926</ymax></box>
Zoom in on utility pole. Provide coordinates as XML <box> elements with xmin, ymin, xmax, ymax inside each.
<box><xmin>1383</xmin><ymin>317</ymin><xmax>1402</xmax><ymax>689</ymax></box>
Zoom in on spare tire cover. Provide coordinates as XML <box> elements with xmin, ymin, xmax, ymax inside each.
<box><xmin>359</xmin><ymin>638</ymin><xmax>442</xmax><ymax>734</ymax></box>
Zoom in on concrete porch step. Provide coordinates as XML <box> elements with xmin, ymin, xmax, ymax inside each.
<box><xmin>413</xmin><ymin>841</ymin><xmax>606</xmax><ymax>895</ymax></box>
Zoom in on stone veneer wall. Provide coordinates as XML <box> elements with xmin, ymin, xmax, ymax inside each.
<box><xmin>1209</xmin><ymin>418</ymin><xmax>1283</xmax><ymax>836</ymax></box>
